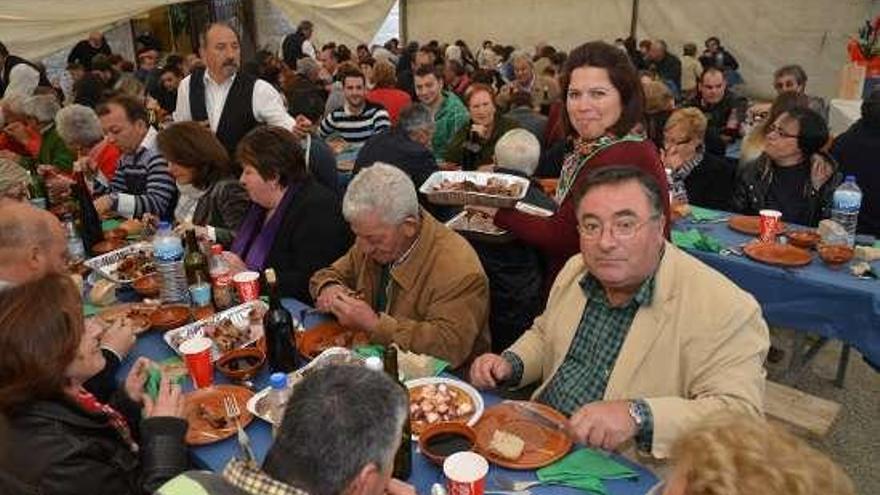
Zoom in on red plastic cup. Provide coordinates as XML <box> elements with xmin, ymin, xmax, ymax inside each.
<box><xmin>233</xmin><ymin>271</ymin><xmax>261</xmax><ymax>302</ymax></box>
<box><xmin>759</xmin><ymin>209</ymin><xmax>782</xmax><ymax>243</ymax></box>
<box><xmin>180</xmin><ymin>337</ymin><xmax>214</xmax><ymax>389</ymax></box>
<box><xmin>444</xmin><ymin>452</ymin><xmax>488</xmax><ymax>495</ymax></box>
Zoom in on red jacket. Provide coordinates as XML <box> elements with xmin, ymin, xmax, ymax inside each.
<box><xmin>494</xmin><ymin>139</ymin><xmax>669</xmax><ymax>288</ymax></box>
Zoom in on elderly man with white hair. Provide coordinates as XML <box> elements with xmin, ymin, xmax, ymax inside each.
<box><xmin>310</xmin><ymin>163</ymin><xmax>491</xmax><ymax>369</ymax></box>
<box><xmin>493</xmin><ymin>128</ymin><xmax>556</xmax><ymax>211</ymax></box>
<box><xmin>495</xmin><ymin>50</ymin><xmax>560</xmax><ymax>111</ymax></box>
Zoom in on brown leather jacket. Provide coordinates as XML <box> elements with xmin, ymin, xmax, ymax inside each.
<box><xmin>310</xmin><ymin>211</ymin><xmax>491</xmax><ymax>368</ymax></box>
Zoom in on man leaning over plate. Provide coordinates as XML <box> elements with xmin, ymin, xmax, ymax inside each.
<box><xmin>470</xmin><ymin>165</ymin><xmax>769</xmax><ymax>465</ymax></box>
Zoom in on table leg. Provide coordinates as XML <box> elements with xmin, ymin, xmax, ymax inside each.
<box><xmin>783</xmin><ymin>335</ymin><xmax>829</xmax><ymax>384</ymax></box>
<box><xmin>834</xmin><ymin>344</ymin><xmax>851</xmax><ymax>388</ymax></box>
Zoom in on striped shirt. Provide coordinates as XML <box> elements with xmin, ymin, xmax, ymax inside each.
<box><xmin>95</xmin><ymin>126</ymin><xmax>177</xmax><ymax>218</ymax></box>
<box><xmin>318</xmin><ymin>101</ymin><xmax>391</xmax><ymax>144</ymax></box>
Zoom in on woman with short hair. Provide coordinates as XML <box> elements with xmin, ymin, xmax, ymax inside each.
<box><xmin>733</xmin><ymin>107</ymin><xmax>840</xmax><ymax>226</ymax></box>
<box><xmin>55</xmin><ymin>103</ymin><xmax>120</xmax><ymax>184</ymax></box>
<box><xmin>156</xmin><ymin>121</ymin><xmax>250</xmax><ymax>245</ymax></box>
<box><xmin>0</xmin><ymin>274</ymin><xmax>187</xmax><ymax>495</ymax></box>
<box><xmin>444</xmin><ymin>83</ymin><xmax>519</xmax><ymax>170</ymax></box>
<box><xmin>222</xmin><ymin>126</ymin><xmax>352</xmax><ymax>302</ymax></box>
<box><xmin>366</xmin><ymin>59</ymin><xmax>411</xmax><ymax>125</ymax></box>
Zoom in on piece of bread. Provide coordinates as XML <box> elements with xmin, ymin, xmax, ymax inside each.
<box><xmin>488</xmin><ymin>429</ymin><xmax>525</xmax><ymax>460</ymax></box>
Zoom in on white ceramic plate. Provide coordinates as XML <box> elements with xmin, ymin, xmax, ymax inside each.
<box><xmin>406</xmin><ymin>376</ymin><xmax>485</xmax><ymax>441</ymax></box>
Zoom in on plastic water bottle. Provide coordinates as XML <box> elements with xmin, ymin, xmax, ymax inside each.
<box><xmin>152</xmin><ymin>221</ymin><xmax>189</xmax><ymax>303</ymax></box>
<box><xmin>267</xmin><ymin>372</ymin><xmax>290</xmax><ymax>436</ymax></box>
<box><xmin>62</xmin><ymin>215</ymin><xmax>86</xmax><ymax>264</ymax></box>
<box><xmin>831</xmin><ymin>176</ymin><xmax>862</xmax><ymax>247</ymax></box>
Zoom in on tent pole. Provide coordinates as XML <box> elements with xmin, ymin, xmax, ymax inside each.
<box><xmin>399</xmin><ymin>0</ymin><xmax>408</xmax><ymax>44</ymax></box>
<box><xmin>629</xmin><ymin>0</ymin><xmax>640</xmax><ymax>39</ymax></box>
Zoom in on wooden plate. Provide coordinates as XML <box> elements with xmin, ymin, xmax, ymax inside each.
<box><xmin>786</xmin><ymin>230</ymin><xmax>821</xmax><ymax>249</ymax></box>
<box><xmin>743</xmin><ymin>242</ymin><xmax>812</xmax><ymax>267</ymax></box>
<box><xmin>95</xmin><ymin>303</ymin><xmax>156</xmax><ymax>335</ymax></box>
<box><xmin>183</xmin><ymin>384</ymin><xmax>254</xmax><ymax>445</ymax></box>
<box><xmin>92</xmin><ymin>239</ymin><xmax>126</xmax><ymax>255</ymax></box>
<box><xmin>132</xmin><ymin>273</ymin><xmax>160</xmax><ymax>297</ymax></box>
<box><xmin>473</xmin><ymin>402</ymin><xmax>572</xmax><ymax>470</ymax></box>
<box><xmin>150</xmin><ymin>305</ymin><xmax>192</xmax><ymax>331</ymax></box>
<box><xmin>296</xmin><ymin>321</ymin><xmax>369</xmax><ymax>360</ymax></box>
<box><xmin>727</xmin><ymin>215</ymin><xmax>786</xmax><ymax>236</ymax></box>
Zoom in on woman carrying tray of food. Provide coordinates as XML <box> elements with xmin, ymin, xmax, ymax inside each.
<box><xmin>476</xmin><ymin>42</ymin><xmax>670</xmax><ymax>287</ymax></box>
<box><xmin>443</xmin><ymin>83</ymin><xmax>520</xmax><ymax>171</ymax></box>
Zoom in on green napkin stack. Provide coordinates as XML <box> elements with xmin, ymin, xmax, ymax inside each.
<box><xmin>536</xmin><ymin>449</ymin><xmax>638</xmax><ymax>495</ymax></box>
<box><xmin>144</xmin><ymin>358</ymin><xmax>188</xmax><ymax>401</ymax></box>
<box><xmin>688</xmin><ymin>206</ymin><xmax>723</xmax><ymax>222</ymax></box>
<box><xmin>672</xmin><ymin>228</ymin><xmax>724</xmax><ymax>253</ymax></box>
<box><xmin>354</xmin><ymin>345</ymin><xmax>449</xmax><ymax>380</ymax></box>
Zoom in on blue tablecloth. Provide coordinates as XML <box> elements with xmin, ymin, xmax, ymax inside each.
<box><xmin>675</xmin><ymin>214</ymin><xmax>880</xmax><ymax>365</ymax></box>
<box><xmin>117</xmin><ymin>298</ymin><xmax>658</xmax><ymax>495</ymax></box>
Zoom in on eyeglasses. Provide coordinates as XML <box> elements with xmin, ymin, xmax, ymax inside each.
<box><xmin>577</xmin><ymin>215</ymin><xmax>660</xmax><ymax>241</ymax></box>
<box><xmin>766</xmin><ymin>124</ymin><xmax>798</xmax><ymax>139</ymax></box>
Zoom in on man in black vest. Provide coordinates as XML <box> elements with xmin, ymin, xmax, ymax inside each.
<box><xmin>173</xmin><ymin>23</ymin><xmax>298</xmax><ymax>158</ymax></box>
<box><xmin>0</xmin><ymin>41</ymin><xmax>52</xmax><ymax>98</ymax></box>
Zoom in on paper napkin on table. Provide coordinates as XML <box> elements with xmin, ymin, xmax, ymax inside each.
<box><xmin>672</xmin><ymin>229</ymin><xmax>724</xmax><ymax>253</ymax></box>
<box><xmin>355</xmin><ymin>345</ymin><xmax>449</xmax><ymax>380</ymax></box>
<box><xmin>536</xmin><ymin>449</ymin><xmax>638</xmax><ymax>494</ymax></box>
<box><xmin>688</xmin><ymin>206</ymin><xmax>723</xmax><ymax>222</ymax></box>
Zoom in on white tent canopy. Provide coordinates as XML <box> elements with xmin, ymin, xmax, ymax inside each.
<box><xmin>1</xmin><ymin>0</ymin><xmax>878</xmax><ymax>99</ymax></box>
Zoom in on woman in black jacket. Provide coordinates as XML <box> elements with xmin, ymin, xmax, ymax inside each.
<box><xmin>224</xmin><ymin>126</ymin><xmax>352</xmax><ymax>304</ymax></box>
<box><xmin>0</xmin><ymin>275</ymin><xmax>187</xmax><ymax>495</ymax></box>
<box><xmin>156</xmin><ymin>122</ymin><xmax>250</xmax><ymax>246</ymax></box>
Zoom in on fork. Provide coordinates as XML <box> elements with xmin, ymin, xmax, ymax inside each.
<box><xmin>492</xmin><ymin>474</ymin><xmax>543</xmax><ymax>491</ymax></box>
<box><xmin>223</xmin><ymin>395</ymin><xmax>255</xmax><ymax>462</ymax></box>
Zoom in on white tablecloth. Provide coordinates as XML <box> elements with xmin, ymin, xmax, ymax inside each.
<box><xmin>828</xmin><ymin>98</ymin><xmax>862</xmax><ymax>136</ymax></box>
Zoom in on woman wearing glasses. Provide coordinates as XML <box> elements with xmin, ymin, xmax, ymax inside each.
<box><xmin>661</xmin><ymin>108</ymin><xmax>735</xmax><ymax>210</ymax></box>
<box><xmin>477</xmin><ymin>41</ymin><xmax>668</xmax><ymax>288</ymax></box>
<box><xmin>732</xmin><ymin>107</ymin><xmax>840</xmax><ymax>227</ymax></box>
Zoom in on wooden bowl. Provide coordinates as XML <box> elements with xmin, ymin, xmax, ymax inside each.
<box><xmin>91</xmin><ymin>239</ymin><xmax>126</xmax><ymax>255</ymax></box>
<box><xmin>215</xmin><ymin>347</ymin><xmax>266</xmax><ymax>382</ymax></box>
<box><xmin>104</xmin><ymin>228</ymin><xmax>129</xmax><ymax>241</ymax></box>
<box><xmin>818</xmin><ymin>244</ymin><xmax>854</xmax><ymax>268</ymax></box>
<box><xmin>787</xmin><ymin>230</ymin><xmax>821</xmax><ymax>249</ymax></box>
<box><xmin>132</xmin><ymin>273</ymin><xmax>160</xmax><ymax>297</ymax></box>
<box><xmin>150</xmin><ymin>305</ymin><xmax>191</xmax><ymax>330</ymax></box>
<box><xmin>418</xmin><ymin>421</ymin><xmax>477</xmax><ymax>466</ymax></box>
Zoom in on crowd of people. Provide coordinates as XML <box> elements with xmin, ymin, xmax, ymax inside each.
<box><xmin>0</xmin><ymin>19</ymin><xmax>869</xmax><ymax>495</ymax></box>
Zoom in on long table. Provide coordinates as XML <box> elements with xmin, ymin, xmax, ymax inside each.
<box><xmin>674</xmin><ymin>213</ymin><xmax>880</xmax><ymax>383</ymax></box>
<box><xmin>117</xmin><ymin>297</ymin><xmax>658</xmax><ymax>495</ymax></box>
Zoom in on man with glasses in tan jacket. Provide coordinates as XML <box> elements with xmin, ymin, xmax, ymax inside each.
<box><xmin>470</xmin><ymin>165</ymin><xmax>769</xmax><ymax>465</ymax></box>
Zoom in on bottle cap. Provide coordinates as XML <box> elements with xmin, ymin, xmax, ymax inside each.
<box><xmin>211</xmin><ymin>244</ymin><xmax>223</xmax><ymax>255</ymax></box>
<box><xmin>157</xmin><ymin>221</ymin><xmax>171</xmax><ymax>231</ymax></box>
<box><xmin>364</xmin><ymin>356</ymin><xmax>383</xmax><ymax>371</ymax></box>
<box><xmin>845</xmin><ymin>175</ymin><xmax>856</xmax><ymax>182</ymax></box>
<box><xmin>270</xmin><ymin>372</ymin><xmax>288</xmax><ymax>389</ymax></box>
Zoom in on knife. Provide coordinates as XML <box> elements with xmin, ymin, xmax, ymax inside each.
<box><xmin>505</xmin><ymin>400</ymin><xmax>569</xmax><ymax>434</ymax></box>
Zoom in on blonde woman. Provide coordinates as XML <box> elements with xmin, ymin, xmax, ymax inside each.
<box><xmin>656</xmin><ymin>413</ymin><xmax>855</xmax><ymax>495</ymax></box>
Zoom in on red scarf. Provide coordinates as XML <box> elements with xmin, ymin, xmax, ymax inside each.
<box><xmin>73</xmin><ymin>388</ymin><xmax>139</xmax><ymax>452</ymax></box>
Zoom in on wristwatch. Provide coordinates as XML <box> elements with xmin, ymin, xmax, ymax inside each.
<box><xmin>628</xmin><ymin>400</ymin><xmax>648</xmax><ymax>431</ymax></box>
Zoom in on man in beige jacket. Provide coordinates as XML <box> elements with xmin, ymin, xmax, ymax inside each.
<box><xmin>310</xmin><ymin>163</ymin><xmax>491</xmax><ymax>369</ymax></box>
<box><xmin>471</xmin><ymin>165</ymin><xmax>769</xmax><ymax>462</ymax></box>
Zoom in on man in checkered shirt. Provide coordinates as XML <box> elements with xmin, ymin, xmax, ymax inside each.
<box><xmin>470</xmin><ymin>165</ymin><xmax>769</xmax><ymax>465</ymax></box>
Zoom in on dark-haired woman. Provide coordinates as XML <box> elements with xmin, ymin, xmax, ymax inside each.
<box><xmin>0</xmin><ymin>275</ymin><xmax>187</xmax><ymax>494</ymax></box>
<box><xmin>479</xmin><ymin>41</ymin><xmax>669</xmax><ymax>285</ymax></box>
<box><xmin>222</xmin><ymin>126</ymin><xmax>352</xmax><ymax>303</ymax></box>
<box><xmin>156</xmin><ymin>121</ymin><xmax>250</xmax><ymax>246</ymax></box>
<box><xmin>733</xmin><ymin>107</ymin><xmax>840</xmax><ymax>227</ymax></box>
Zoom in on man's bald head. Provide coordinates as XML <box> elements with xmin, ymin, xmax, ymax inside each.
<box><xmin>0</xmin><ymin>202</ymin><xmax>68</xmax><ymax>284</ymax></box>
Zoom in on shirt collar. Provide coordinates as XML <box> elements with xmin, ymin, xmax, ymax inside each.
<box><xmin>222</xmin><ymin>459</ymin><xmax>309</xmax><ymax>495</ymax></box>
<box><xmin>138</xmin><ymin>125</ymin><xmax>158</xmax><ymax>153</ymax></box>
<box><xmin>579</xmin><ymin>270</ymin><xmax>656</xmax><ymax>309</ymax></box>
<box><xmin>204</xmin><ymin>70</ymin><xmax>236</xmax><ymax>88</ymax></box>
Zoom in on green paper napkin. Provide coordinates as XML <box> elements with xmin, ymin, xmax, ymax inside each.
<box><xmin>101</xmin><ymin>219</ymin><xmax>121</xmax><ymax>232</ymax></box>
<box><xmin>689</xmin><ymin>206</ymin><xmax>722</xmax><ymax>222</ymax></box>
<box><xmin>354</xmin><ymin>345</ymin><xmax>449</xmax><ymax>379</ymax></box>
<box><xmin>536</xmin><ymin>449</ymin><xmax>638</xmax><ymax>495</ymax></box>
<box><xmin>672</xmin><ymin>229</ymin><xmax>723</xmax><ymax>253</ymax></box>
<box><xmin>83</xmin><ymin>302</ymin><xmax>99</xmax><ymax>318</ymax></box>
<box><xmin>144</xmin><ymin>358</ymin><xmax>187</xmax><ymax>401</ymax></box>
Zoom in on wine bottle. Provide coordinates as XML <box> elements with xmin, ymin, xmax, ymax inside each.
<box><xmin>183</xmin><ymin>229</ymin><xmax>210</xmax><ymax>285</ymax></box>
<box><xmin>72</xmin><ymin>171</ymin><xmax>103</xmax><ymax>255</ymax></box>
<box><xmin>262</xmin><ymin>268</ymin><xmax>299</xmax><ymax>373</ymax></box>
<box><xmin>384</xmin><ymin>346</ymin><xmax>412</xmax><ymax>480</ymax></box>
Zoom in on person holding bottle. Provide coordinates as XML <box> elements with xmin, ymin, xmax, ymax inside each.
<box><xmin>221</xmin><ymin>126</ymin><xmax>352</xmax><ymax>304</ymax></box>
<box><xmin>732</xmin><ymin>107</ymin><xmax>840</xmax><ymax>227</ymax></box>
<box><xmin>155</xmin><ymin>122</ymin><xmax>250</xmax><ymax>246</ymax></box>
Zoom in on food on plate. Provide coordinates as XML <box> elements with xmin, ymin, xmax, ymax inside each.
<box><xmin>96</xmin><ymin>305</ymin><xmax>154</xmax><ymax>334</ymax></box>
<box><xmin>116</xmin><ymin>249</ymin><xmax>155</xmax><ymax>280</ymax></box>
<box><xmin>197</xmin><ymin>403</ymin><xmax>230</xmax><ymax>429</ymax></box>
<box><xmin>432</xmin><ymin>177</ymin><xmax>524</xmax><ymax>198</ymax></box>
<box><xmin>172</xmin><ymin>304</ymin><xmax>266</xmax><ymax>353</ymax></box>
<box><xmin>120</xmin><ymin>219</ymin><xmax>144</xmax><ymax>236</ymax></box>
<box><xmin>451</xmin><ymin>210</ymin><xmax>505</xmax><ymax>235</ymax></box>
<box><xmin>313</xmin><ymin>329</ymin><xmax>369</xmax><ymax>354</ymax></box>
<box><xmin>409</xmin><ymin>383</ymin><xmax>475</xmax><ymax>434</ymax></box>
<box><xmin>89</xmin><ymin>279</ymin><xmax>117</xmax><ymax>306</ymax></box>
<box><xmin>488</xmin><ymin>429</ymin><xmax>525</xmax><ymax>460</ymax></box>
